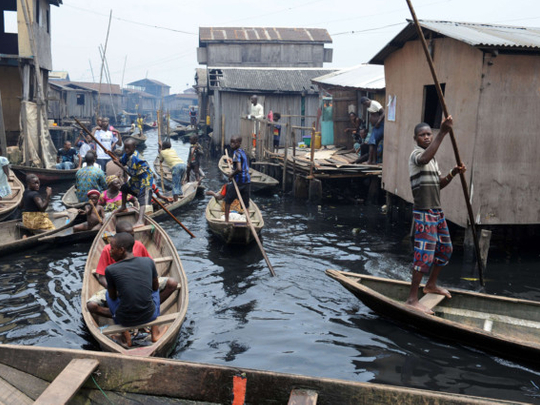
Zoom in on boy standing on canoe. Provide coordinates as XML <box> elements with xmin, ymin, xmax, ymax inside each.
<box><xmin>224</xmin><ymin>136</ymin><xmax>251</xmax><ymax>223</ymax></box>
<box><xmin>116</xmin><ymin>138</ymin><xmax>153</xmax><ymax>227</ymax></box>
<box><xmin>158</xmin><ymin>140</ymin><xmax>186</xmax><ymax>202</ymax></box>
<box><xmin>406</xmin><ymin>116</ymin><xmax>466</xmax><ymax>314</ymax></box>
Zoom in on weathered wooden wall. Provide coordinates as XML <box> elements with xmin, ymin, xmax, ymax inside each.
<box><xmin>473</xmin><ymin>52</ymin><xmax>540</xmax><ymax>225</ymax></box>
<box><xmin>213</xmin><ymin>92</ymin><xmax>319</xmax><ymax>148</ymax></box>
<box><xmin>0</xmin><ymin>66</ymin><xmax>22</xmax><ymax>145</ymax></box>
<box><xmin>382</xmin><ymin>38</ymin><xmax>483</xmax><ymax>227</ymax></box>
<box><xmin>205</xmin><ymin>44</ymin><xmax>327</xmax><ymax>67</ymax></box>
<box><xmin>17</xmin><ymin>0</ymin><xmax>53</xmax><ymax>71</ymax></box>
<box><xmin>331</xmin><ymin>89</ymin><xmax>356</xmax><ymax>148</ymax></box>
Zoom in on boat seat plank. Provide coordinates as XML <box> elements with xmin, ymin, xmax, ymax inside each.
<box><xmin>288</xmin><ymin>389</ymin><xmax>318</xmax><ymax>405</ymax></box>
<box><xmin>91</xmin><ymin>256</ymin><xmax>173</xmax><ymax>275</ymax></box>
<box><xmin>437</xmin><ymin>307</ymin><xmax>540</xmax><ymax>330</ymax></box>
<box><xmin>133</xmin><ymin>224</ymin><xmax>155</xmax><ymax>233</ymax></box>
<box><xmin>34</xmin><ymin>358</ymin><xmax>99</xmax><ymax>405</ymax></box>
<box><xmin>101</xmin><ymin>312</ymin><xmax>179</xmax><ymax>335</ymax></box>
<box><xmin>0</xmin><ymin>376</ymin><xmax>34</xmax><ymax>405</ymax></box>
<box><xmin>419</xmin><ymin>293</ymin><xmax>446</xmax><ymax>309</ymax></box>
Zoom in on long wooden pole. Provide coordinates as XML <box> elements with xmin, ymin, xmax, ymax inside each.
<box><xmin>157</xmin><ymin>108</ymin><xmax>165</xmax><ymax>191</ymax></box>
<box><xmin>96</xmin><ymin>10</ymin><xmax>113</xmax><ymax>120</ymax></box>
<box><xmin>225</xmin><ymin>150</ymin><xmax>276</xmax><ymax>277</ymax></box>
<box><xmin>74</xmin><ymin>118</ymin><xmax>195</xmax><ymax>238</ymax></box>
<box><xmin>405</xmin><ymin>0</ymin><xmax>484</xmax><ymax>286</ymax></box>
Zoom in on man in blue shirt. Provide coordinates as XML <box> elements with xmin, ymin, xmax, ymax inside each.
<box><xmin>224</xmin><ymin>136</ymin><xmax>251</xmax><ymax>222</ymax></box>
<box><xmin>56</xmin><ymin>141</ymin><xmax>78</xmax><ymax>170</ymax></box>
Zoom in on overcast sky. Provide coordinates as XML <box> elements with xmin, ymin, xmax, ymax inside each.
<box><xmin>50</xmin><ymin>0</ymin><xmax>540</xmax><ymax>94</ymax></box>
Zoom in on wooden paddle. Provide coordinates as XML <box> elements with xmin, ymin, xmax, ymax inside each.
<box><xmin>405</xmin><ymin>0</ymin><xmax>485</xmax><ymax>286</ymax></box>
<box><xmin>225</xmin><ymin>149</ymin><xmax>276</xmax><ymax>277</ymax></box>
<box><xmin>88</xmin><ymin>200</ymin><xmax>103</xmax><ymax>224</ymax></box>
<box><xmin>74</xmin><ymin>117</ymin><xmax>195</xmax><ymax>238</ymax></box>
<box><xmin>157</xmin><ymin>108</ymin><xmax>166</xmax><ymax>191</ymax></box>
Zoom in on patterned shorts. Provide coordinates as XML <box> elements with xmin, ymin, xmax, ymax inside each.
<box><xmin>413</xmin><ymin>209</ymin><xmax>453</xmax><ymax>273</ymax></box>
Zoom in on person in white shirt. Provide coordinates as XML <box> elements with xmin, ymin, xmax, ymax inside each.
<box><xmin>248</xmin><ymin>95</ymin><xmax>264</xmax><ymax>120</ymax></box>
<box><xmin>93</xmin><ymin>117</ymin><xmax>120</xmax><ymax>171</ymax></box>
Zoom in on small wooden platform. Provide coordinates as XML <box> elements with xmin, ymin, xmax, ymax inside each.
<box><xmin>419</xmin><ymin>293</ymin><xmax>446</xmax><ymax>310</ymax></box>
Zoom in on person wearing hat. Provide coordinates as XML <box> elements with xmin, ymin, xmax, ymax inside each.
<box><xmin>99</xmin><ymin>175</ymin><xmax>137</xmax><ymax>213</ymax></box>
<box><xmin>74</xmin><ymin>189</ymin><xmax>105</xmax><ymax>232</ymax></box>
<box><xmin>360</xmin><ymin>96</ymin><xmax>385</xmax><ymax>165</ymax></box>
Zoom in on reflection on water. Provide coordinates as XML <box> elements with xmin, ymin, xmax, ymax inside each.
<box><xmin>0</xmin><ymin>131</ymin><xmax>539</xmax><ymax>403</ymax></box>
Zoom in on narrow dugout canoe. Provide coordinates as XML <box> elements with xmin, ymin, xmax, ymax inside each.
<box><xmin>81</xmin><ymin>209</ymin><xmax>189</xmax><ymax>357</ymax></box>
<box><xmin>0</xmin><ymin>209</ymin><xmax>78</xmax><ymax>256</ymax></box>
<box><xmin>205</xmin><ymin>196</ymin><xmax>264</xmax><ymax>244</ymax></box>
<box><xmin>0</xmin><ymin>344</ymin><xmax>529</xmax><ymax>405</ymax></box>
<box><xmin>218</xmin><ymin>155</ymin><xmax>279</xmax><ymax>192</ymax></box>
<box><xmin>326</xmin><ymin>269</ymin><xmax>540</xmax><ymax>365</ymax></box>
<box><xmin>124</xmin><ymin>129</ymin><xmax>147</xmax><ymax>145</ymax></box>
<box><xmin>0</xmin><ymin>170</ymin><xmax>24</xmax><ymax>222</ymax></box>
<box><xmin>150</xmin><ymin>181</ymin><xmax>198</xmax><ymax>220</ymax></box>
<box><xmin>11</xmin><ymin>164</ymin><xmax>78</xmax><ymax>184</ymax></box>
<box><xmin>61</xmin><ymin>185</ymin><xmax>86</xmax><ymax>209</ymax></box>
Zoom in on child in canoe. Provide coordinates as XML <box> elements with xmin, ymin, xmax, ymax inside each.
<box><xmin>74</xmin><ymin>189</ymin><xmax>105</xmax><ymax>232</ymax></box>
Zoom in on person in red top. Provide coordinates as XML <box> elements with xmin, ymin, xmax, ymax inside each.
<box><xmin>87</xmin><ymin>221</ymin><xmax>178</xmax><ymax>318</ymax></box>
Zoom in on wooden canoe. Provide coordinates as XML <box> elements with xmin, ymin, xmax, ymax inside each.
<box><xmin>81</xmin><ymin>209</ymin><xmax>189</xmax><ymax>357</ymax></box>
<box><xmin>11</xmin><ymin>164</ymin><xmax>78</xmax><ymax>184</ymax></box>
<box><xmin>150</xmin><ymin>181</ymin><xmax>198</xmax><ymax>220</ymax></box>
<box><xmin>61</xmin><ymin>185</ymin><xmax>87</xmax><ymax>209</ymax></box>
<box><xmin>326</xmin><ymin>269</ymin><xmax>540</xmax><ymax>365</ymax></box>
<box><xmin>124</xmin><ymin>129</ymin><xmax>147</xmax><ymax>145</ymax></box>
<box><xmin>0</xmin><ymin>209</ymin><xmax>78</xmax><ymax>256</ymax></box>
<box><xmin>218</xmin><ymin>155</ymin><xmax>279</xmax><ymax>192</ymax></box>
<box><xmin>0</xmin><ymin>170</ymin><xmax>24</xmax><ymax>222</ymax></box>
<box><xmin>205</xmin><ymin>197</ymin><xmax>264</xmax><ymax>244</ymax></box>
<box><xmin>0</xmin><ymin>344</ymin><xmax>529</xmax><ymax>405</ymax></box>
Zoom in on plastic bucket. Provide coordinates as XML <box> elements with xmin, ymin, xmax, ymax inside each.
<box><xmin>314</xmin><ymin>132</ymin><xmax>321</xmax><ymax>149</ymax></box>
<box><xmin>303</xmin><ymin>135</ymin><xmax>311</xmax><ymax>147</ymax></box>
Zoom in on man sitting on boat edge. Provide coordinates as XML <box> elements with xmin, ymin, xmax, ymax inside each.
<box><xmin>105</xmin><ymin>232</ymin><xmax>167</xmax><ymax>346</ymax></box>
<box><xmin>406</xmin><ymin>116</ymin><xmax>466</xmax><ymax>315</ymax></box>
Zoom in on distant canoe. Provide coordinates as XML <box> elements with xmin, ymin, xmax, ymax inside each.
<box><xmin>205</xmin><ymin>197</ymin><xmax>264</xmax><ymax>244</ymax></box>
<box><xmin>82</xmin><ymin>209</ymin><xmax>189</xmax><ymax>357</ymax></box>
<box><xmin>11</xmin><ymin>164</ymin><xmax>77</xmax><ymax>184</ymax></box>
<box><xmin>218</xmin><ymin>155</ymin><xmax>278</xmax><ymax>192</ymax></box>
<box><xmin>61</xmin><ymin>185</ymin><xmax>86</xmax><ymax>209</ymax></box>
<box><xmin>0</xmin><ymin>171</ymin><xmax>24</xmax><ymax>222</ymax></box>
<box><xmin>0</xmin><ymin>209</ymin><xmax>78</xmax><ymax>256</ymax></box>
<box><xmin>326</xmin><ymin>270</ymin><xmax>540</xmax><ymax>365</ymax></box>
<box><xmin>124</xmin><ymin>129</ymin><xmax>147</xmax><ymax>145</ymax></box>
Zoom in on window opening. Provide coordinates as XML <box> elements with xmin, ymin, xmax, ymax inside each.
<box><xmin>422</xmin><ymin>84</ymin><xmax>445</xmax><ymax>129</ymax></box>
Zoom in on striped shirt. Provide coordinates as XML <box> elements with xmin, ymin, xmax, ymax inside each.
<box><xmin>409</xmin><ymin>146</ymin><xmax>441</xmax><ymax>209</ymax></box>
<box><xmin>232</xmin><ymin>148</ymin><xmax>251</xmax><ymax>185</ymax></box>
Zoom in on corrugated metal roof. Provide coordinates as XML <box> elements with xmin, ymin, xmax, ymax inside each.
<box><xmin>370</xmin><ymin>19</ymin><xmax>540</xmax><ymax>65</ymax></box>
<box><xmin>127</xmin><ymin>78</ymin><xmax>170</xmax><ymax>88</ymax></box>
<box><xmin>208</xmin><ymin>68</ymin><xmax>337</xmax><ymax>92</ymax></box>
<box><xmin>70</xmin><ymin>81</ymin><xmax>123</xmax><ymax>95</ymax></box>
<box><xmin>199</xmin><ymin>27</ymin><xmax>332</xmax><ymax>44</ymax></box>
<box><xmin>311</xmin><ymin>64</ymin><xmax>385</xmax><ymax>90</ymax></box>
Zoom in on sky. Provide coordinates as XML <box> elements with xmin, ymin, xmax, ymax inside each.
<box><xmin>50</xmin><ymin>0</ymin><xmax>540</xmax><ymax>94</ymax></box>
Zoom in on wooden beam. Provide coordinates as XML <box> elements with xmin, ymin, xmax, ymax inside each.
<box><xmin>34</xmin><ymin>359</ymin><xmax>99</xmax><ymax>405</ymax></box>
<box><xmin>419</xmin><ymin>293</ymin><xmax>445</xmax><ymax>310</ymax></box>
<box><xmin>288</xmin><ymin>389</ymin><xmax>318</xmax><ymax>405</ymax></box>
<box><xmin>101</xmin><ymin>312</ymin><xmax>179</xmax><ymax>335</ymax></box>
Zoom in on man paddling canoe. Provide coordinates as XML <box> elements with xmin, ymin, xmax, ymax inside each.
<box><xmin>406</xmin><ymin>116</ymin><xmax>466</xmax><ymax>315</ymax></box>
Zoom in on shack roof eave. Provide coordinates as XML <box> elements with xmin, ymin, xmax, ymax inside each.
<box><xmin>199</xmin><ymin>27</ymin><xmax>332</xmax><ymax>46</ymax></box>
<box><xmin>311</xmin><ymin>64</ymin><xmax>385</xmax><ymax>91</ymax></box>
<box><xmin>370</xmin><ymin>19</ymin><xmax>540</xmax><ymax>65</ymax></box>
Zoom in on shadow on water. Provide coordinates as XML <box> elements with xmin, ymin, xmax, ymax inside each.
<box><xmin>1</xmin><ymin>129</ymin><xmax>540</xmax><ymax>403</ymax></box>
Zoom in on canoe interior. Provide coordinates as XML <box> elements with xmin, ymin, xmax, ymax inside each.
<box><xmin>0</xmin><ymin>344</ymin><xmax>527</xmax><ymax>405</ymax></box>
<box><xmin>327</xmin><ymin>270</ymin><xmax>540</xmax><ymax>359</ymax></box>
<box><xmin>218</xmin><ymin>155</ymin><xmax>279</xmax><ymax>191</ymax></box>
<box><xmin>0</xmin><ymin>210</ymin><xmax>78</xmax><ymax>254</ymax></box>
<box><xmin>81</xmin><ymin>210</ymin><xmax>189</xmax><ymax>357</ymax></box>
<box><xmin>205</xmin><ymin>197</ymin><xmax>264</xmax><ymax>244</ymax></box>
<box><xmin>61</xmin><ymin>185</ymin><xmax>86</xmax><ymax>209</ymax></box>
<box><xmin>0</xmin><ymin>171</ymin><xmax>24</xmax><ymax>221</ymax></box>
<box><xmin>149</xmin><ymin>182</ymin><xmax>198</xmax><ymax>220</ymax></box>
<box><xmin>11</xmin><ymin>165</ymin><xmax>78</xmax><ymax>184</ymax></box>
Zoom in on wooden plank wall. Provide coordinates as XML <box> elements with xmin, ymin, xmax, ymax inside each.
<box><xmin>473</xmin><ymin>53</ymin><xmax>540</xmax><ymax>225</ymax></box>
<box><xmin>0</xmin><ymin>66</ymin><xmax>22</xmax><ymax>145</ymax></box>
<box><xmin>382</xmin><ymin>38</ymin><xmax>483</xmax><ymax>227</ymax></box>
<box><xmin>332</xmin><ymin>89</ymin><xmax>356</xmax><ymax>148</ymax></box>
<box><xmin>217</xmin><ymin>92</ymin><xmax>319</xmax><ymax>147</ymax></box>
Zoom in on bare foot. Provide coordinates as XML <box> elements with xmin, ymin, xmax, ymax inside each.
<box><xmin>405</xmin><ymin>300</ymin><xmax>434</xmax><ymax>315</ymax></box>
<box><xmin>122</xmin><ymin>330</ymin><xmax>132</xmax><ymax>347</ymax></box>
<box><xmin>151</xmin><ymin>324</ymin><xmax>169</xmax><ymax>342</ymax></box>
<box><xmin>423</xmin><ymin>286</ymin><xmax>452</xmax><ymax>298</ymax></box>
<box><xmin>117</xmin><ymin>206</ymin><xmax>128</xmax><ymax>213</ymax></box>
